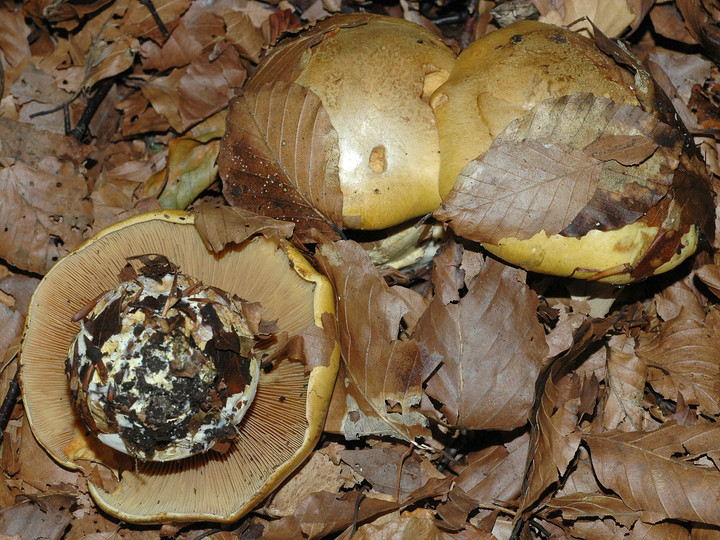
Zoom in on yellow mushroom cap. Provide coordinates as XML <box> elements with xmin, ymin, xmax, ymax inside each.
<box><xmin>431</xmin><ymin>20</ymin><xmax>639</xmax><ymax>196</ymax></box>
<box><xmin>432</xmin><ymin>21</ymin><xmax>711</xmax><ymax>284</ymax></box>
<box><xmin>19</xmin><ymin>210</ymin><xmax>339</xmax><ymax>523</ymax></box>
<box><xmin>246</xmin><ymin>14</ymin><xmax>458</xmax><ymax>230</ymax></box>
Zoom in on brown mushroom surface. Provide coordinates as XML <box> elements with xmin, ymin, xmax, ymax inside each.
<box><xmin>19</xmin><ymin>210</ymin><xmax>339</xmax><ymax>522</ymax></box>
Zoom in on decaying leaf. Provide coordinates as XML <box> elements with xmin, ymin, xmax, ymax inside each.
<box><xmin>636</xmin><ymin>308</ymin><xmax>720</xmax><ymax>416</ymax></box>
<box><xmin>417</xmin><ymin>244</ymin><xmax>548</xmax><ymax>430</ymax></box>
<box><xmin>0</xmin><ymin>158</ymin><xmax>92</xmax><ymax>274</ymax></box>
<box><xmin>220</xmin><ymin>82</ymin><xmax>343</xmax><ymax>242</ymax></box>
<box><xmin>585</xmin><ymin>421</ymin><xmax>720</xmax><ymax>525</ymax></box>
<box><xmin>316</xmin><ymin>239</ymin><xmax>433</xmax><ymax>443</ymax></box>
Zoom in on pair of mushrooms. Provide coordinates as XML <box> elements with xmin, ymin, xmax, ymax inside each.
<box><xmin>235</xmin><ymin>14</ymin><xmax>710</xmax><ymax>283</ymax></box>
<box><xmin>19</xmin><ymin>13</ymin><xmax>712</xmax><ymax>525</ymax></box>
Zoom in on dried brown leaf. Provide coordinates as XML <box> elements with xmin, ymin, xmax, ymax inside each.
<box><xmin>316</xmin><ymin>240</ymin><xmax>432</xmax><ymax>443</ymax></box>
<box><xmin>220</xmin><ymin>82</ymin><xmax>343</xmax><ymax>241</ymax></box>
<box><xmin>0</xmin><ymin>494</ymin><xmax>75</xmax><ymax>540</ymax></box>
<box><xmin>629</xmin><ymin>520</ymin><xmax>690</xmax><ymax>539</ymax></box>
<box><xmin>340</xmin><ymin>446</ymin><xmax>444</xmax><ymax>500</ymax></box>
<box><xmin>696</xmin><ymin>263</ymin><xmax>720</xmax><ymax>300</ymax></box>
<box><xmin>262</xmin><ymin>490</ymin><xmax>399</xmax><ymax>540</ymax></box>
<box><xmin>0</xmin><ymin>158</ymin><xmax>92</xmax><ymax>274</ymax></box>
<box><xmin>436</xmin><ymin>94</ymin><xmax>675</xmax><ymax>244</ymax></box>
<box><xmin>353</xmin><ymin>509</ymin><xmax>444</xmax><ymax>540</ymax></box>
<box><xmin>636</xmin><ymin>309</ymin><xmax>720</xmax><ymax>416</ymax></box>
<box><xmin>141</xmin><ymin>67</ymin><xmax>186</xmax><ymax>131</ymax></box>
<box><xmin>677</xmin><ymin>0</ymin><xmax>720</xmax><ymax>64</ymax></box>
<box><xmin>177</xmin><ymin>42</ymin><xmax>247</xmax><ymax>130</ymax></box>
<box><xmin>266</xmin><ymin>449</ymin><xmax>359</xmax><ymax>517</ymax></box>
<box><xmin>546</xmin><ymin>492</ymin><xmax>638</xmax><ymax>527</ymax></box>
<box><xmin>585</xmin><ymin>422</ymin><xmax>720</xmax><ymax>525</ymax></box>
<box><xmin>649</xmin><ymin>3</ymin><xmax>698</xmax><ymax>44</ymax></box>
<box><xmin>517</xmin><ymin>313</ymin><xmax>622</xmax><ymax>522</ymax></box>
<box><xmin>192</xmin><ymin>204</ymin><xmax>294</xmax><ymax>253</ymax></box>
<box><xmin>599</xmin><ymin>335</ymin><xmax>645</xmax><ymax>431</ymax></box>
<box><xmin>83</xmin><ymin>35</ymin><xmax>139</xmax><ymax>90</ymax></box>
<box><xmin>0</xmin><ymin>8</ymin><xmax>32</xmax><ymax>67</ymax></box>
<box><xmin>223</xmin><ymin>11</ymin><xmax>266</xmax><ymax>63</ymax></box>
<box><xmin>139</xmin><ymin>11</ymin><xmax>224</xmax><ymax>71</ymax></box>
<box><xmin>455</xmin><ymin>431</ymin><xmax>530</xmax><ymax>510</ymax></box>
<box><xmin>417</xmin><ymin>249</ymin><xmax>548</xmax><ymax>430</ymax></box>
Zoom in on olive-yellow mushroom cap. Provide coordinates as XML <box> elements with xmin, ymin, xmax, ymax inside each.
<box><xmin>246</xmin><ymin>14</ymin><xmax>458</xmax><ymax>230</ymax></box>
<box><xmin>432</xmin><ymin>21</ymin><xmax>710</xmax><ymax>284</ymax></box>
<box><xmin>19</xmin><ymin>210</ymin><xmax>339</xmax><ymax>523</ymax></box>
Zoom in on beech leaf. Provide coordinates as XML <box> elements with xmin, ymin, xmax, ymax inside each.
<box><xmin>435</xmin><ymin>93</ymin><xmax>678</xmax><ymax>244</ymax></box>
<box><xmin>585</xmin><ymin>422</ymin><xmax>720</xmax><ymax>525</ymax></box>
<box><xmin>316</xmin><ymin>240</ymin><xmax>433</xmax><ymax>443</ymax></box>
<box><xmin>192</xmin><ymin>204</ymin><xmax>294</xmax><ymax>253</ymax></box>
<box><xmin>219</xmin><ymin>82</ymin><xmax>343</xmax><ymax>242</ymax></box>
<box><xmin>635</xmin><ymin>309</ymin><xmax>720</xmax><ymax>416</ymax></box>
<box><xmin>0</xmin><ymin>158</ymin><xmax>92</xmax><ymax>274</ymax></box>
<box><xmin>517</xmin><ymin>313</ymin><xmax>624</xmax><ymax>522</ymax></box>
<box><xmin>417</xmin><ymin>246</ymin><xmax>548</xmax><ymax>430</ymax></box>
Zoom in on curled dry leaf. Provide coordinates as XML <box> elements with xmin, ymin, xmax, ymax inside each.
<box><xmin>316</xmin><ymin>240</ymin><xmax>432</xmax><ymax>443</ymax></box>
<box><xmin>517</xmin><ymin>313</ymin><xmax>622</xmax><ymax>522</ymax></box>
<box><xmin>599</xmin><ymin>335</ymin><xmax>645</xmax><ymax>432</ymax></box>
<box><xmin>676</xmin><ymin>0</ymin><xmax>720</xmax><ymax>64</ymax></box>
<box><xmin>585</xmin><ymin>421</ymin><xmax>720</xmax><ymax>526</ymax></box>
<box><xmin>436</xmin><ymin>93</ymin><xmax>676</xmax><ymax>245</ymax></box>
<box><xmin>635</xmin><ymin>308</ymin><xmax>720</xmax><ymax>416</ymax></box>
<box><xmin>192</xmin><ymin>204</ymin><xmax>294</xmax><ymax>252</ymax></box>
<box><xmin>220</xmin><ymin>82</ymin><xmax>343</xmax><ymax>242</ymax></box>
<box><xmin>417</xmin><ymin>244</ymin><xmax>548</xmax><ymax>430</ymax></box>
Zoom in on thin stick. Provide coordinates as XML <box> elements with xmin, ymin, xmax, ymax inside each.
<box><xmin>0</xmin><ymin>374</ymin><xmax>20</xmax><ymax>445</ymax></box>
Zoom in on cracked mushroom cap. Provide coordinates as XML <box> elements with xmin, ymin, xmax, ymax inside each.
<box><xmin>19</xmin><ymin>210</ymin><xmax>339</xmax><ymax>523</ymax></box>
<box><xmin>246</xmin><ymin>13</ymin><xmax>458</xmax><ymax>230</ymax></box>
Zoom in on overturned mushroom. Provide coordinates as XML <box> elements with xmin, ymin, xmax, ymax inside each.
<box><xmin>19</xmin><ymin>210</ymin><xmax>339</xmax><ymax>522</ymax></box>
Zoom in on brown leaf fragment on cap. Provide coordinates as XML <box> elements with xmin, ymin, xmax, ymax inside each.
<box><xmin>583</xmin><ymin>134</ymin><xmax>658</xmax><ymax>165</ymax></box>
<box><xmin>218</xmin><ymin>82</ymin><xmax>343</xmax><ymax>242</ymax></box>
<box><xmin>436</xmin><ymin>93</ymin><xmax>687</xmax><ymax>244</ymax></box>
<box><xmin>192</xmin><ymin>204</ymin><xmax>295</xmax><ymax>253</ymax></box>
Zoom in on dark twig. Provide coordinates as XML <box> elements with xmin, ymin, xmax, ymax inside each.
<box><xmin>68</xmin><ymin>76</ymin><xmax>115</xmax><ymax>141</ymax></box>
<box><xmin>0</xmin><ymin>373</ymin><xmax>20</xmax><ymax>445</ymax></box>
<box><xmin>349</xmin><ymin>484</ymin><xmax>368</xmax><ymax>538</ymax></box>
<box><xmin>138</xmin><ymin>0</ymin><xmax>170</xmax><ymax>37</ymax></box>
